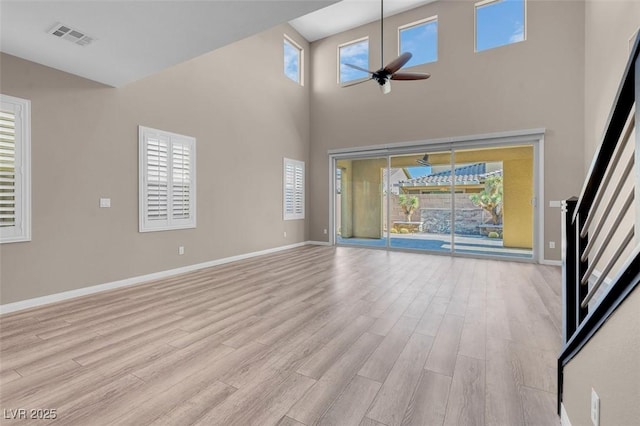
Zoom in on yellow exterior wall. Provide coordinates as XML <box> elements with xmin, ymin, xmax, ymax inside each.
<box><xmin>337</xmin><ymin>159</ymin><xmax>353</xmax><ymax>238</ymax></box>
<box><xmin>337</xmin><ymin>158</ymin><xmax>386</xmax><ymax>239</ymax></box>
<box><xmin>502</xmin><ymin>158</ymin><xmax>534</xmax><ymax>248</ymax></box>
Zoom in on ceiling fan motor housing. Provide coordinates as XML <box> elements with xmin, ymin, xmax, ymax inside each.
<box><xmin>374</xmin><ymin>71</ymin><xmax>391</xmax><ymax>85</ymax></box>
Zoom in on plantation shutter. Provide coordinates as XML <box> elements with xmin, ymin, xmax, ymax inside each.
<box><xmin>0</xmin><ymin>110</ymin><xmax>16</xmax><ymax>228</ymax></box>
<box><xmin>0</xmin><ymin>94</ymin><xmax>30</xmax><ymax>243</ymax></box>
<box><xmin>146</xmin><ymin>134</ymin><xmax>169</xmax><ymax>222</ymax></box>
<box><xmin>139</xmin><ymin>126</ymin><xmax>196</xmax><ymax>232</ymax></box>
<box><xmin>284</xmin><ymin>158</ymin><xmax>304</xmax><ymax>220</ymax></box>
<box><xmin>171</xmin><ymin>139</ymin><xmax>192</xmax><ymax>220</ymax></box>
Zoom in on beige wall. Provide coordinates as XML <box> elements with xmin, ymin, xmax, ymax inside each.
<box><xmin>308</xmin><ymin>0</ymin><xmax>586</xmax><ymax>261</ymax></box>
<box><xmin>563</xmin><ymin>287</ymin><xmax>640</xmax><ymax>426</ymax></box>
<box><xmin>584</xmin><ymin>0</ymin><xmax>640</xmax><ymax>171</ymax></box>
<box><xmin>0</xmin><ymin>24</ymin><xmax>310</xmax><ymax>305</ymax></box>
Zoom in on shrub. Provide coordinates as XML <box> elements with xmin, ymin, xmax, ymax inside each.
<box><xmin>398</xmin><ymin>194</ymin><xmax>419</xmax><ymax>221</ymax></box>
<box><xmin>390</xmin><ymin>228</ymin><xmax>398</xmax><ymax>234</ymax></box>
<box><xmin>488</xmin><ymin>231</ymin><xmax>500</xmax><ymax>238</ymax></box>
<box><xmin>400</xmin><ymin>228</ymin><xmax>410</xmax><ymax>234</ymax></box>
<box><xmin>469</xmin><ymin>175</ymin><xmax>503</xmax><ymax>225</ymax></box>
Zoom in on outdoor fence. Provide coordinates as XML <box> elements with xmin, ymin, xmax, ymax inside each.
<box><xmin>387</xmin><ymin>193</ymin><xmax>497</xmax><ymax>236</ymax></box>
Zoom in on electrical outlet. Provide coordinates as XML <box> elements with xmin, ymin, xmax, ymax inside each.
<box><xmin>549</xmin><ymin>241</ymin><xmax>556</xmax><ymax>249</ymax></box>
<box><xmin>591</xmin><ymin>388</ymin><xmax>599</xmax><ymax>426</ymax></box>
<box><xmin>178</xmin><ymin>246</ymin><xmax>184</xmax><ymax>255</ymax></box>
<box><xmin>99</xmin><ymin>198</ymin><xmax>111</xmax><ymax>208</ymax></box>
<box><xmin>323</xmin><ymin>229</ymin><xmax>327</xmax><ymax>234</ymax></box>
<box><xmin>283</xmin><ymin>231</ymin><xmax>287</xmax><ymax>238</ymax></box>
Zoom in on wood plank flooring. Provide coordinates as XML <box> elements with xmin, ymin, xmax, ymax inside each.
<box><xmin>0</xmin><ymin>246</ymin><xmax>562</xmax><ymax>425</ymax></box>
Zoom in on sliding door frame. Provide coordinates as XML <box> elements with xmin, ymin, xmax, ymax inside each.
<box><xmin>328</xmin><ymin>128</ymin><xmax>545</xmax><ymax>262</ymax></box>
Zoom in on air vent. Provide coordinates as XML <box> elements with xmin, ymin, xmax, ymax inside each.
<box><xmin>48</xmin><ymin>23</ymin><xmax>95</xmax><ymax>47</ymax></box>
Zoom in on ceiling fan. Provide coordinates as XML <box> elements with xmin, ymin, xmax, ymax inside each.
<box><xmin>343</xmin><ymin>0</ymin><xmax>431</xmax><ymax>94</ymax></box>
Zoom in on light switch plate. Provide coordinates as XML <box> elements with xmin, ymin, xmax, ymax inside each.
<box><xmin>99</xmin><ymin>198</ymin><xmax>111</xmax><ymax>208</ymax></box>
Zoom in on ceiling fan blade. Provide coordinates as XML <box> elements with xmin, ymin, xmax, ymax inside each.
<box><xmin>391</xmin><ymin>72</ymin><xmax>431</xmax><ymax>81</ymax></box>
<box><xmin>383</xmin><ymin>52</ymin><xmax>413</xmax><ymax>74</ymax></box>
<box><xmin>341</xmin><ymin>78</ymin><xmax>373</xmax><ymax>88</ymax></box>
<box><xmin>343</xmin><ymin>63</ymin><xmax>375</xmax><ymax>75</ymax></box>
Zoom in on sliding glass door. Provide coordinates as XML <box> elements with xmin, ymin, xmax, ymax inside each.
<box><xmin>389</xmin><ymin>151</ymin><xmax>452</xmax><ymax>252</ymax></box>
<box><xmin>452</xmin><ymin>146</ymin><xmax>534</xmax><ymax>259</ymax></box>
<box><xmin>333</xmin><ymin>142</ymin><xmax>536</xmax><ymax>261</ymax></box>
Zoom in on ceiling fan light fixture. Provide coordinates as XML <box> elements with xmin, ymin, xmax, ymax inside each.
<box><xmin>380</xmin><ymin>79</ymin><xmax>391</xmax><ymax>94</ymax></box>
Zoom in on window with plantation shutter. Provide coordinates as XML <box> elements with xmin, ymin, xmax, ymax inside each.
<box><xmin>0</xmin><ymin>95</ymin><xmax>31</xmax><ymax>244</ymax></box>
<box><xmin>284</xmin><ymin>158</ymin><xmax>304</xmax><ymax>220</ymax></box>
<box><xmin>139</xmin><ymin>126</ymin><xmax>196</xmax><ymax>232</ymax></box>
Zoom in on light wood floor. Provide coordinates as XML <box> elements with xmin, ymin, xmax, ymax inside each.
<box><xmin>0</xmin><ymin>246</ymin><xmax>562</xmax><ymax>425</ymax></box>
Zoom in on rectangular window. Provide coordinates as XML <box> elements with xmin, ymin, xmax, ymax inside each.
<box><xmin>139</xmin><ymin>126</ymin><xmax>196</xmax><ymax>232</ymax></box>
<box><xmin>338</xmin><ymin>37</ymin><xmax>369</xmax><ymax>84</ymax></box>
<box><xmin>399</xmin><ymin>17</ymin><xmax>438</xmax><ymax>67</ymax></box>
<box><xmin>284</xmin><ymin>35</ymin><xmax>303</xmax><ymax>85</ymax></box>
<box><xmin>475</xmin><ymin>0</ymin><xmax>525</xmax><ymax>52</ymax></box>
<box><xmin>284</xmin><ymin>158</ymin><xmax>304</xmax><ymax>220</ymax></box>
<box><xmin>0</xmin><ymin>94</ymin><xmax>31</xmax><ymax>244</ymax></box>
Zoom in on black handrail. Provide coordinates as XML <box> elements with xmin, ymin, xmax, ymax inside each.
<box><xmin>558</xmin><ymin>32</ymin><xmax>640</xmax><ymax>414</ymax></box>
<box><xmin>574</xmin><ymin>34</ymin><xmax>640</xmax><ymax>221</ymax></box>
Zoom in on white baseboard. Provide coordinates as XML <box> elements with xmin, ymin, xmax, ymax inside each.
<box><xmin>560</xmin><ymin>403</ymin><xmax>572</xmax><ymax>426</ymax></box>
<box><xmin>307</xmin><ymin>240</ymin><xmax>331</xmax><ymax>246</ymax></box>
<box><xmin>0</xmin><ymin>241</ymin><xmax>310</xmax><ymax>315</ymax></box>
<box><xmin>541</xmin><ymin>258</ymin><xmax>562</xmax><ymax>266</ymax></box>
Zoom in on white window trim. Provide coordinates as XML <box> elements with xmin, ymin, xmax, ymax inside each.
<box><xmin>0</xmin><ymin>94</ymin><xmax>31</xmax><ymax>244</ymax></box>
<box><xmin>284</xmin><ymin>34</ymin><xmax>304</xmax><ymax>86</ymax></box>
<box><xmin>337</xmin><ymin>36</ymin><xmax>370</xmax><ymax>85</ymax></box>
<box><xmin>139</xmin><ymin>126</ymin><xmax>196</xmax><ymax>233</ymax></box>
<box><xmin>474</xmin><ymin>0</ymin><xmax>527</xmax><ymax>53</ymax></box>
<box><xmin>397</xmin><ymin>15</ymin><xmax>439</xmax><ymax>67</ymax></box>
<box><xmin>283</xmin><ymin>157</ymin><xmax>305</xmax><ymax>221</ymax></box>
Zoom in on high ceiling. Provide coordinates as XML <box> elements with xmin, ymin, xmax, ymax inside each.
<box><xmin>290</xmin><ymin>0</ymin><xmax>436</xmax><ymax>42</ymax></box>
<box><xmin>0</xmin><ymin>0</ymin><xmax>434</xmax><ymax>88</ymax></box>
<box><xmin>0</xmin><ymin>0</ymin><xmax>337</xmax><ymax>87</ymax></box>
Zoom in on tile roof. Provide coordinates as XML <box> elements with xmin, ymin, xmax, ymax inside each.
<box><xmin>399</xmin><ymin>163</ymin><xmax>502</xmax><ymax>187</ymax></box>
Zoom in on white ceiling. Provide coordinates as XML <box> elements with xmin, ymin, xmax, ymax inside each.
<box><xmin>0</xmin><ymin>0</ymin><xmax>435</xmax><ymax>88</ymax></box>
<box><xmin>0</xmin><ymin>0</ymin><xmax>338</xmax><ymax>87</ymax></box>
<box><xmin>290</xmin><ymin>0</ymin><xmax>436</xmax><ymax>42</ymax></box>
